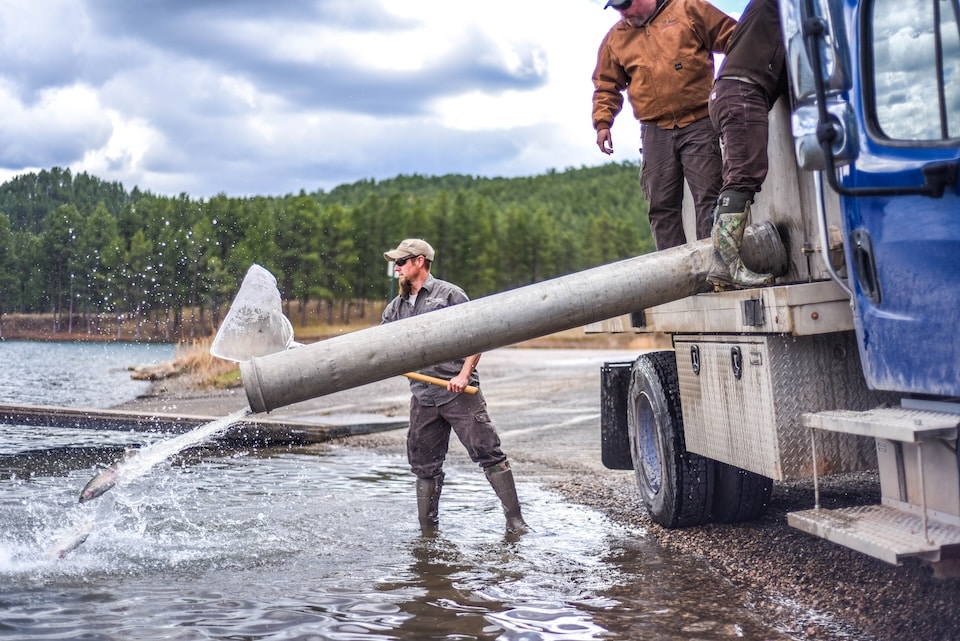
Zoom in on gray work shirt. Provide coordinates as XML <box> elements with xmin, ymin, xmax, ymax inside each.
<box><xmin>381</xmin><ymin>274</ymin><xmax>480</xmax><ymax>406</ymax></box>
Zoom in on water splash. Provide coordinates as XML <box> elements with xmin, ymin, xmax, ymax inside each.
<box><xmin>46</xmin><ymin>513</ymin><xmax>95</xmax><ymax>560</ymax></box>
<box><xmin>49</xmin><ymin>407</ymin><xmax>252</xmax><ymax>558</ymax></box>
<box><xmin>108</xmin><ymin>408</ymin><xmax>252</xmax><ymax>489</ymax></box>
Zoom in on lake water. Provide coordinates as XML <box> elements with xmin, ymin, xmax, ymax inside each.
<box><xmin>0</xmin><ymin>341</ymin><xmax>799</xmax><ymax>640</ymax></box>
<box><xmin>0</xmin><ymin>340</ymin><xmax>174</xmax><ymax>408</ymax></box>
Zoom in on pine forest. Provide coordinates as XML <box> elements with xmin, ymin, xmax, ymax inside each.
<box><xmin>0</xmin><ymin>163</ymin><xmax>652</xmax><ymax>340</ymax></box>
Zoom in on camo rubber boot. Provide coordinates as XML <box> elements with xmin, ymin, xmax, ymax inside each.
<box><xmin>707</xmin><ymin>190</ymin><xmax>775</xmax><ymax>290</ymax></box>
<box><xmin>416</xmin><ymin>473</ymin><xmax>444</xmax><ymax>530</ymax></box>
<box><xmin>485</xmin><ymin>461</ymin><xmax>530</xmax><ymax>535</ymax></box>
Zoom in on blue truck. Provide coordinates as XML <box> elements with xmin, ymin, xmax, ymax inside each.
<box><xmin>598</xmin><ymin>0</ymin><xmax>960</xmax><ymax>573</ymax></box>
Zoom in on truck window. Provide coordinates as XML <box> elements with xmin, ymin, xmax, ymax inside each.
<box><xmin>870</xmin><ymin>0</ymin><xmax>960</xmax><ymax>141</ymax></box>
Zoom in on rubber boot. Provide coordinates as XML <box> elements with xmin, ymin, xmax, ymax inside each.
<box><xmin>707</xmin><ymin>190</ymin><xmax>775</xmax><ymax>290</ymax></box>
<box><xmin>416</xmin><ymin>473</ymin><xmax>443</xmax><ymax>530</ymax></box>
<box><xmin>485</xmin><ymin>461</ymin><xmax>530</xmax><ymax>534</ymax></box>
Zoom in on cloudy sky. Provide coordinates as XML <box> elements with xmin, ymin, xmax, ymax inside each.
<box><xmin>0</xmin><ymin>0</ymin><xmax>746</xmax><ymax>198</ymax></box>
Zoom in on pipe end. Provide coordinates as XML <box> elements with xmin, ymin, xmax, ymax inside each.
<box><xmin>239</xmin><ymin>358</ymin><xmax>269</xmax><ymax>414</ymax></box>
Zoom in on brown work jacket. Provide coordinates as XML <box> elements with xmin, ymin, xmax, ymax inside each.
<box><xmin>592</xmin><ymin>0</ymin><xmax>736</xmax><ymax>130</ymax></box>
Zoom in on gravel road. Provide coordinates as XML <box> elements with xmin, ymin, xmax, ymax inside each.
<box><xmin>122</xmin><ymin>346</ymin><xmax>960</xmax><ymax>641</ymax></box>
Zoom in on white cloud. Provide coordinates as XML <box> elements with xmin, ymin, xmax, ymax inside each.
<box><xmin>0</xmin><ymin>80</ymin><xmax>112</xmax><ymax>166</ymax></box>
<box><xmin>77</xmin><ymin>112</ymin><xmax>162</xmax><ymax>184</ymax></box>
<box><xmin>0</xmin><ymin>0</ymin><xmax>745</xmax><ymax>197</ymax></box>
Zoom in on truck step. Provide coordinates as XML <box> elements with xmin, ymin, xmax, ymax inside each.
<box><xmin>802</xmin><ymin>406</ymin><xmax>959</xmax><ymax>442</ymax></box>
<box><xmin>788</xmin><ymin>505</ymin><xmax>960</xmax><ymax>565</ymax></box>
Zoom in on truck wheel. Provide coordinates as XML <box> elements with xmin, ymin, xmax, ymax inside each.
<box><xmin>627</xmin><ymin>351</ymin><xmax>714</xmax><ymax>528</ymax></box>
<box><xmin>711</xmin><ymin>462</ymin><xmax>773</xmax><ymax>523</ymax></box>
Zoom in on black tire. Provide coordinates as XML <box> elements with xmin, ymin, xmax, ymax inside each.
<box><xmin>711</xmin><ymin>462</ymin><xmax>773</xmax><ymax>523</ymax></box>
<box><xmin>627</xmin><ymin>351</ymin><xmax>714</xmax><ymax>528</ymax></box>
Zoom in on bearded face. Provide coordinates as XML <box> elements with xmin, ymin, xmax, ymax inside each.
<box><xmin>399</xmin><ymin>276</ymin><xmax>413</xmax><ymax>297</ymax></box>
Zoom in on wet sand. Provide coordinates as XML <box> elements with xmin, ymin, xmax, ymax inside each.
<box><xmin>118</xmin><ymin>346</ymin><xmax>960</xmax><ymax>641</ymax></box>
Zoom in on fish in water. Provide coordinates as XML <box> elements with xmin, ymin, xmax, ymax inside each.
<box><xmin>48</xmin><ymin>516</ymin><xmax>95</xmax><ymax>560</ymax></box>
<box><xmin>79</xmin><ymin>448</ymin><xmax>138</xmax><ymax>503</ymax></box>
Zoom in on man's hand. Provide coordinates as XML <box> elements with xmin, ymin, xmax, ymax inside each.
<box><xmin>449</xmin><ymin>353</ymin><xmax>481</xmax><ymax>393</ymax></box>
<box><xmin>597</xmin><ymin>128</ymin><xmax>614</xmax><ymax>155</ymax></box>
<box><xmin>447</xmin><ymin>372</ymin><xmax>471</xmax><ymax>394</ymax></box>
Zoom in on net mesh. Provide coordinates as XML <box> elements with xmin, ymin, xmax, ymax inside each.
<box><xmin>209</xmin><ymin>264</ymin><xmax>294</xmax><ymax>362</ymax></box>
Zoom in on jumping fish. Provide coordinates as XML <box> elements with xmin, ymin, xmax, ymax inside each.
<box><xmin>47</xmin><ymin>516</ymin><xmax>95</xmax><ymax>560</ymax></box>
<box><xmin>79</xmin><ymin>448</ymin><xmax>138</xmax><ymax>503</ymax></box>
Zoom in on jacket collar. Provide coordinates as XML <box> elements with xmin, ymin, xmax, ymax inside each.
<box><xmin>623</xmin><ymin>0</ymin><xmax>669</xmax><ymax>28</ymax></box>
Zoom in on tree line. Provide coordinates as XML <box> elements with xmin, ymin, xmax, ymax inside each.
<box><xmin>0</xmin><ymin>163</ymin><xmax>653</xmax><ymax>339</ymax></box>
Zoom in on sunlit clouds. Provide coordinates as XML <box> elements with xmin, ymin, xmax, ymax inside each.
<box><xmin>0</xmin><ymin>0</ymin><xmax>745</xmax><ymax>197</ymax></box>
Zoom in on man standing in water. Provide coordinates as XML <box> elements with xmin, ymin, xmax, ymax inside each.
<box><xmin>381</xmin><ymin>238</ymin><xmax>529</xmax><ymax>535</ymax></box>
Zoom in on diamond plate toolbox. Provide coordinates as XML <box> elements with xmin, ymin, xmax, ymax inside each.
<box><xmin>674</xmin><ymin>331</ymin><xmax>888</xmax><ymax>480</ymax></box>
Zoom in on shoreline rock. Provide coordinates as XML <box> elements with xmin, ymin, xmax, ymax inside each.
<box><xmin>129</xmin><ymin>362</ymin><xmax>185</xmax><ymax>381</ymax></box>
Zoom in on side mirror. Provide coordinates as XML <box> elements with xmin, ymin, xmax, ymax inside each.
<box><xmin>782</xmin><ymin>0</ymin><xmax>857</xmax><ymax>170</ymax></box>
<box><xmin>792</xmin><ymin>102</ymin><xmax>858</xmax><ymax>170</ymax></box>
<box><xmin>780</xmin><ymin>0</ymin><xmax>852</xmax><ymax>106</ymax></box>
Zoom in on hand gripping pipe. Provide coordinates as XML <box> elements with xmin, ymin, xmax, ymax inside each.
<box><xmin>241</xmin><ymin>239</ymin><xmax>713</xmax><ymax>413</ymax></box>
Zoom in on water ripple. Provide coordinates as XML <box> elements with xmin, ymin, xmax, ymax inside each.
<box><xmin>0</xmin><ymin>440</ymin><xmax>791</xmax><ymax>640</ymax></box>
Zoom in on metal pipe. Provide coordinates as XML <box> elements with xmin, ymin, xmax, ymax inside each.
<box><xmin>241</xmin><ymin>239</ymin><xmax>714</xmax><ymax>413</ymax></box>
<box><xmin>810</xmin><ymin>427</ymin><xmax>821</xmax><ymax>510</ymax></box>
<box><xmin>814</xmin><ymin>172</ymin><xmax>853</xmax><ymax>299</ymax></box>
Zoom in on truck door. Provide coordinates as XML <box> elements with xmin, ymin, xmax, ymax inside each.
<box><xmin>784</xmin><ymin>0</ymin><xmax>960</xmax><ymax>396</ymax></box>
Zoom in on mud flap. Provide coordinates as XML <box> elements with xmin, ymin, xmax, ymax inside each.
<box><xmin>601</xmin><ymin>361</ymin><xmax>634</xmax><ymax>470</ymax></box>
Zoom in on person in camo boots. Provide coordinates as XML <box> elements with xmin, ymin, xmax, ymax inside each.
<box><xmin>706</xmin><ymin>0</ymin><xmax>788</xmax><ymax>289</ymax></box>
<box><xmin>381</xmin><ymin>238</ymin><xmax>529</xmax><ymax>535</ymax></box>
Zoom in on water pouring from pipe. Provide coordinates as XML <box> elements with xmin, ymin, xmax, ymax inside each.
<box><xmin>56</xmin><ymin>409</ymin><xmax>252</xmax><ymax>558</ymax></box>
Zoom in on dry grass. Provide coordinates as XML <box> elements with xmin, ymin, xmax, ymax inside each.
<box><xmin>130</xmin><ymin>338</ymin><xmax>240</xmax><ymax>389</ymax></box>
<box><xmin>173</xmin><ymin>338</ymin><xmax>242</xmax><ymax>388</ymax></box>
<box><xmin>294</xmin><ymin>321</ymin><xmax>377</xmax><ymax>343</ymax></box>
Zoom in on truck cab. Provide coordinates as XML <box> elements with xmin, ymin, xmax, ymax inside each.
<box><xmin>599</xmin><ymin>0</ymin><xmax>960</xmax><ymax>571</ymax></box>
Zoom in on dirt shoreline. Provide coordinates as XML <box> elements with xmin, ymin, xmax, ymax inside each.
<box><xmin>120</xmin><ymin>351</ymin><xmax>960</xmax><ymax>641</ymax></box>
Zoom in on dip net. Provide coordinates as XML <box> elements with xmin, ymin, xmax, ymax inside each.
<box><xmin>210</xmin><ymin>264</ymin><xmax>294</xmax><ymax>362</ymax></box>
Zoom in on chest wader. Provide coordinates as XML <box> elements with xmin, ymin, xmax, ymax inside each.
<box><xmin>485</xmin><ymin>461</ymin><xmax>531</xmax><ymax>534</ymax></box>
<box><xmin>707</xmin><ymin>190</ymin><xmax>775</xmax><ymax>289</ymax></box>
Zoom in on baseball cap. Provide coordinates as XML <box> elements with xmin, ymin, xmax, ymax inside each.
<box><xmin>384</xmin><ymin>238</ymin><xmax>435</xmax><ymax>262</ymax></box>
<box><xmin>604</xmin><ymin>0</ymin><xmax>630</xmax><ymax>8</ymax></box>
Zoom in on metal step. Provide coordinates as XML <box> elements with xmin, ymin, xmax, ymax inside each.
<box><xmin>802</xmin><ymin>406</ymin><xmax>959</xmax><ymax>442</ymax></box>
<box><xmin>788</xmin><ymin>504</ymin><xmax>960</xmax><ymax>565</ymax></box>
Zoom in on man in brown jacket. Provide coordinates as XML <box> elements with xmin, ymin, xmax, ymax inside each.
<box><xmin>592</xmin><ymin>0</ymin><xmax>736</xmax><ymax>250</ymax></box>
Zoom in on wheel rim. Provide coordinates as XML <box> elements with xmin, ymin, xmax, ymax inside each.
<box><xmin>635</xmin><ymin>392</ymin><xmax>662</xmax><ymax>495</ymax></box>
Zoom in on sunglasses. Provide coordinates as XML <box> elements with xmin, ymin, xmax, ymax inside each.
<box><xmin>614</xmin><ymin>0</ymin><xmax>632</xmax><ymax>10</ymax></box>
<box><xmin>395</xmin><ymin>255</ymin><xmax>419</xmax><ymax>267</ymax></box>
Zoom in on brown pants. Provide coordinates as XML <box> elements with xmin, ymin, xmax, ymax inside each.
<box><xmin>639</xmin><ymin>116</ymin><xmax>722</xmax><ymax>249</ymax></box>
<box><xmin>709</xmin><ymin>78</ymin><xmax>773</xmax><ymax>196</ymax></box>
<box><xmin>407</xmin><ymin>392</ymin><xmax>506</xmax><ymax>479</ymax></box>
